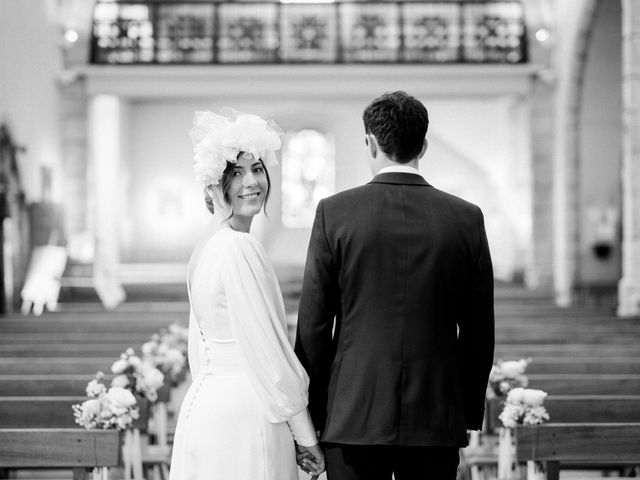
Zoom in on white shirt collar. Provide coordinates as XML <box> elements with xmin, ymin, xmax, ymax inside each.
<box><xmin>378</xmin><ymin>165</ymin><xmax>424</xmax><ymax>178</ymax></box>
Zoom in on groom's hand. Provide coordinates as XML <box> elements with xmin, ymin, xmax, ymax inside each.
<box><xmin>296</xmin><ymin>443</ymin><xmax>325</xmax><ymax>478</ymax></box>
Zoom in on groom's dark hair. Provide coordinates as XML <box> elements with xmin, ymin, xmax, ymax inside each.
<box><xmin>363</xmin><ymin>91</ymin><xmax>429</xmax><ymax>163</ymax></box>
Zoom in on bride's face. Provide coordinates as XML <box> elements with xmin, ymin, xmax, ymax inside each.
<box><xmin>228</xmin><ymin>153</ymin><xmax>269</xmax><ymax>218</ymax></box>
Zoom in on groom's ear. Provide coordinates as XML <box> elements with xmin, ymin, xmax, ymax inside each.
<box><xmin>419</xmin><ymin>138</ymin><xmax>428</xmax><ymax>159</ymax></box>
<box><xmin>366</xmin><ymin>134</ymin><xmax>379</xmax><ymax>159</ymax></box>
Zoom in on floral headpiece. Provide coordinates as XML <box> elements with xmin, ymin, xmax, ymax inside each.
<box><xmin>189</xmin><ymin>108</ymin><xmax>283</xmax><ymax>186</ymax></box>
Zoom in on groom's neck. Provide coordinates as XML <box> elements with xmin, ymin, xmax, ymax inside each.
<box><xmin>374</xmin><ymin>156</ymin><xmax>419</xmax><ymax>174</ymax></box>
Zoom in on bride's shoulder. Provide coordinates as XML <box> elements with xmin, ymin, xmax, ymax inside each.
<box><xmin>204</xmin><ymin>227</ymin><xmax>262</xmax><ymax>253</ymax></box>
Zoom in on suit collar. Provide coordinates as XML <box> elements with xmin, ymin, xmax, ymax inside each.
<box><xmin>369</xmin><ymin>172</ymin><xmax>431</xmax><ymax>187</ymax></box>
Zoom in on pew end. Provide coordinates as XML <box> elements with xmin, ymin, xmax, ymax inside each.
<box><xmin>515</xmin><ymin>423</ymin><xmax>640</xmax><ymax>480</ymax></box>
<box><xmin>0</xmin><ymin>429</ymin><xmax>122</xmax><ymax>480</ymax></box>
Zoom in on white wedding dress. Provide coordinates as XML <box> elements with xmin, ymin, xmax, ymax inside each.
<box><xmin>169</xmin><ymin>226</ymin><xmax>316</xmax><ymax>480</ymax></box>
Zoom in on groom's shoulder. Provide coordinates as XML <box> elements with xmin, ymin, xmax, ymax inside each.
<box><xmin>429</xmin><ymin>185</ymin><xmax>482</xmax><ymax>214</ymax></box>
<box><xmin>320</xmin><ymin>184</ymin><xmax>371</xmax><ymax>207</ymax></box>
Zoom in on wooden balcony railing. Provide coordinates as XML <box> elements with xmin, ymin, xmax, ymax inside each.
<box><xmin>90</xmin><ymin>1</ymin><xmax>527</xmax><ymax>65</ymax></box>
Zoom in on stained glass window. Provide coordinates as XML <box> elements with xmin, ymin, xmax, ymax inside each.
<box><xmin>462</xmin><ymin>2</ymin><xmax>526</xmax><ymax>63</ymax></box>
<box><xmin>92</xmin><ymin>3</ymin><xmax>154</xmax><ymax>64</ymax></box>
<box><xmin>282</xmin><ymin>130</ymin><xmax>335</xmax><ymax>229</ymax></box>
<box><xmin>340</xmin><ymin>3</ymin><xmax>400</xmax><ymax>62</ymax></box>
<box><xmin>403</xmin><ymin>3</ymin><xmax>461</xmax><ymax>63</ymax></box>
<box><xmin>218</xmin><ymin>4</ymin><xmax>279</xmax><ymax>63</ymax></box>
<box><xmin>156</xmin><ymin>4</ymin><xmax>215</xmax><ymax>64</ymax></box>
<box><xmin>281</xmin><ymin>4</ymin><xmax>338</xmax><ymax>62</ymax></box>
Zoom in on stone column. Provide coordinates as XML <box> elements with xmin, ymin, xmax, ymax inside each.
<box><xmin>619</xmin><ymin>0</ymin><xmax>640</xmax><ymax>316</ymax></box>
<box><xmin>87</xmin><ymin>94</ymin><xmax>126</xmax><ymax>309</ymax></box>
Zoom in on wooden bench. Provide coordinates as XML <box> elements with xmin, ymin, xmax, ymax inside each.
<box><xmin>0</xmin><ymin>428</ymin><xmax>121</xmax><ymax>480</ymax></box>
<box><xmin>0</xmin><ymin>358</ymin><xmax>115</xmax><ymax>375</ymax></box>
<box><xmin>515</xmin><ymin>423</ymin><xmax>640</xmax><ymax>480</ymax></box>
<box><xmin>495</xmin><ymin>343</ymin><xmax>640</xmax><ymax>358</ymax></box>
<box><xmin>0</xmin><ymin>333</ymin><xmax>152</xmax><ymax>345</ymax></box>
<box><xmin>0</xmin><ymin>397</ymin><xmax>83</xmax><ymax>428</ymax></box>
<box><xmin>0</xmin><ymin>375</ymin><xmax>113</xmax><ymax>396</ymax></box>
<box><xmin>0</xmin><ymin>344</ymin><xmax>135</xmax><ymax>357</ymax></box>
<box><xmin>518</xmin><ymin>357</ymin><xmax>640</xmax><ymax>375</ymax></box>
<box><xmin>526</xmin><ymin>374</ymin><xmax>640</xmax><ymax>395</ymax></box>
<box><xmin>494</xmin><ymin>331</ymin><xmax>640</xmax><ymax>344</ymax></box>
<box><xmin>486</xmin><ymin>395</ymin><xmax>640</xmax><ymax>431</ymax></box>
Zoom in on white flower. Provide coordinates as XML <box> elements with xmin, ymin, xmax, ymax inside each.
<box><xmin>507</xmin><ymin>387</ymin><xmax>525</xmax><ymax>403</ymax></box>
<box><xmin>499</xmin><ymin>403</ymin><xmax>522</xmax><ymax>428</ymax></box>
<box><xmin>111</xmin><ymin>359</ymin><xmax>128</xmax><ymax>374</ymax></box>
<box><xmin>142</xmin><ymin>365</ymin><xmax>165</xmax><ymax>390</ymax></box>
<box><xmin>522</xmin><ymin>389</ymin><xmax>547</xmax><ymax>406</ymax></box>
<box><xmin>86</xmin><ymin>379</ymin><xmax>106</xmax><ymax>398</ymax></box>
<box><xmin>116</xmin><ymin>413</ymin><xmax>133</xmax><ymax>430</ymax></box>
<box><xmin>82</xmin><ymin>398</ymin><xmax>102</xmax><ymax>418</ymax></box>
<box><xmin>129</xmin><ymin>356</ymin><xmax>142</xmax><ymax>369</ymax></box>
<box><xmin>126</xmin><ymin>348</ymin><xmax>135</xmax><ymax>356</ymax></box>
<box><xmin>500</xmin><ymin>359</ymin><xmax>528</xmax><ymax>377</ymax></box>
<box><xmin>111</xmin><ymin>375</ymin><xmax>129</xmax><ymax>388</ymax></box>
<box><xmin>106</xmin><ymin>387</ymin><xmax>137</xmax><ymax>410</ymax></box>
<box><xmin>141</xmin><ymin>341</ymin><xmax>156</xmax><ymax>357</ymax></box>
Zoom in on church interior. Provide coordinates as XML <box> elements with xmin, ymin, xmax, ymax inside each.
<box><xmin>0</xmin><ymin>0</ymin><xmax>639</xmax><ymax>478</ymax></box>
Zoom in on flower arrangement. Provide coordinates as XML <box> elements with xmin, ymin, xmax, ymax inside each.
<box><xmin>160</xmin><ymin>322</ymin><xmax>189</xmax><ymax>356</ymax></box>
<box><xmin>486</xmin><ymin>358</ymin><xmax>531</xmax><ymax>399</ymax></box>
<box><xmin>72</xmin><ymin>372</ymin><xmax>139</xmax><ymax>430</ymax></box>
<box><xmin>141</xmin><ymin>333</ymin><xmax>186</xmax><ymax>385</ymax></box>
<box><xmin>499</xmin><ymin>387</ymin><xmax>550</xmax><ymax>428</ymax></box>
<box><xmin>111</xmin><ymin>348</ymin><xmax>165</xmax><ymax>402</ymax></box>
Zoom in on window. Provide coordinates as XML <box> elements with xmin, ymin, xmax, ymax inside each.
<box><xmin>281</xmin><ymin>130</ymin><xmax>335</xmax><ymax>228</ymax></box>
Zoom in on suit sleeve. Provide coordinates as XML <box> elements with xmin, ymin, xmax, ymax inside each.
<box><xmin>458</xmin><ymin>207</ymin><xmax>495</xmax><ymax>430</ymax></box>
<box><xmin>295</xmin><ymin>200</ymin><xmax>340</xmax><ymax>432</ymax></box>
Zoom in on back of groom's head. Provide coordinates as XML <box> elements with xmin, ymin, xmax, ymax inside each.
<box><xmin>363</xmin><ymin>91</ymin><xmax>429</xmax><ymax>164</ymax></box>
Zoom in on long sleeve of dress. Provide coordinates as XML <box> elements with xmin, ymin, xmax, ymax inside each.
<box><xmin>210</xmin><ymin>230</ymin><xmax>316</xmax><ymax>444</ymax></box>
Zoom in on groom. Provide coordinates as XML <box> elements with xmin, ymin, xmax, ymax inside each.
<box><xmin>295</xmin><ymin>91</ymin><xmax>494</xmax><ymax>479</ymax></box>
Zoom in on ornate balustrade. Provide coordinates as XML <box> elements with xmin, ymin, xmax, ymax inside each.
<box><xmin>90</xmin><ymin>1</ymin><xmax>527</xmax><ymax>65</ymax></box>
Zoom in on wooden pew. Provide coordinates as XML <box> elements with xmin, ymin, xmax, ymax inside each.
<box><xmin>0</xmin><ymin>428</ymin><xmax>121</xmax><ymax>480</ymax></box>
<box><xmin>0</xmin><ymin>375</ymin><xmax>112</xmax><ymax>396</ymax></box>
<box><xmin>515</xmin><ymin>423</ymin><xmax>640</xmax><ymax>480</ymax></box>
<box><xmin>486</xmin><ymin>395</ymin><xmax>640</xmax><ymax>431</ymax></box>
<box><xmin>495</xmin><ymin>344</ymin><xmax>640</xmax><ymax>358</ymax></box>
<box><xmin>0</xmin><ymin>357</ymin><xmax>115</xmax><ymax>375</ymax></box>
<box><xmin>494</xmin><ymin>331</ymin><xmax>640</xmax><ymax>344</ymax></box>
<box><xmin>519</xmin><ymin>357</ymin><xmax>640</xmax><ymax>375</ymax></box>
<box><xmin>0</xmin><ymin>397</ymin><xmax>83</xmax><ymax>428</ymax></box>
<box><xmin>0</xmin><ymin>333</ymin><xmax>151</xmax><ymax>345</ymax></box>
<box><xmin>526</xmin><ymin>374</ymin><xmax>640</xmax><ymax>395</ymax></box>
<box><xmin>0</xmin><ymin>344</ymin><xmax>132</xmax><ymax>357</ymax></box>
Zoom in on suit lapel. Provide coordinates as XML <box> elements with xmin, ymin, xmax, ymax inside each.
<box><xmin>368</xmin><ymin>172</ymin><xmax>432</xmax><ymax>187</ymax></box>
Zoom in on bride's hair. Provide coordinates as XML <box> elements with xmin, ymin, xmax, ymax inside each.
<box><xmin>203</xmin><ymin>154</ymin><xmax>271</xmax><ymax>216</ymax></box>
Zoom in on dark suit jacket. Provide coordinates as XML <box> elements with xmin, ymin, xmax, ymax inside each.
<box><xmin>294</xmin><ymin>172</ymin><xmax>494</xmax><ymax>447</ymax></box>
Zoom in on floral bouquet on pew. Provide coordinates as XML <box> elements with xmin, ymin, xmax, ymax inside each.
<box><xmin>497</xmin><ymin>388</ymin><xmax>550</xmax><ymax>480</ymax></box>
<box><xmin>486</xmin><ymin>358</ymin><xmax>531</xmax><ymax>400</ymax></box>
<box><xmin>111</xmin><ymin>348</ymin><xmax>165</xmax><ymax>403</ymax></box>
<box><xmin>499</xmin><ymin>387</ymin><xmax>550</xmax><ymax>428</ymax></box>
<box><xmin>141</xmin><ymin>333</ymin><xmax>186</xmax><ymax>385</ymax></box>
<box><xmin>73</xmin><ymin>372</ymin><xmax>140</xmax><ymax>430</ymax></box>
<box><xmin>160</xmin><ymin>322</ymin><xmax>188</xmax><ymax>355</ymax></box>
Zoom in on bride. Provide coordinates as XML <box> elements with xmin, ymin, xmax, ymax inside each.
<box><xmin>169</xmin><ymin>109</ymin><xmax>325</xmax><ymax>480</ymax></box>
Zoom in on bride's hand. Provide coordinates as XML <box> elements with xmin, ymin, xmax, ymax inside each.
<box><xmin>296</xmin><ymin>443</ymin><xmax>325</xmax><ymax>478</ymax></box>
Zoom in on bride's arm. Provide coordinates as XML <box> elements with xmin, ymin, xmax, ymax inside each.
<box><xmin>219</xmin><ymin>231</ymin><xmax>312</xmax><ymax>425</ymax></box>
<box><xmin>287</xmin><ymin>408</ymin><xmax>317</xmax><ymax>447</ymax></box>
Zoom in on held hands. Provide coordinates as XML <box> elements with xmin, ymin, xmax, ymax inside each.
<box><xmin>296</xmin><ymin>442</ymin><xmax>325</xmax><ymax>479</ymax></box>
